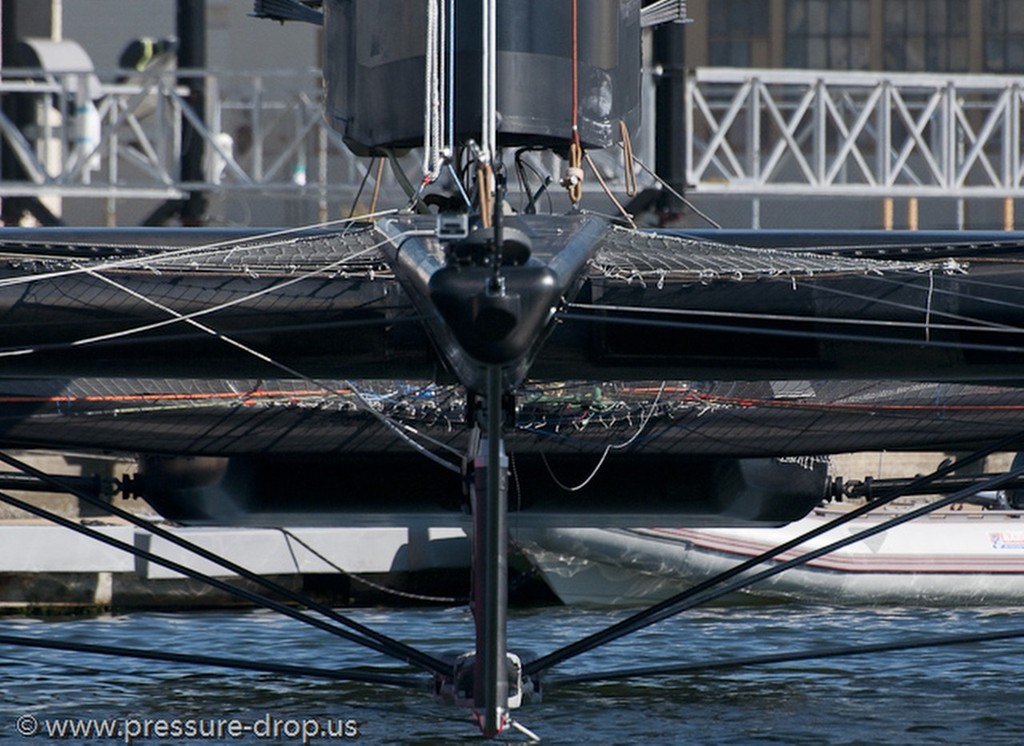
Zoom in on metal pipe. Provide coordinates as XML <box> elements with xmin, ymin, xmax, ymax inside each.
<box><xmin>177</xmin><ymin>0</ymin><xmax>207</xmax><ymax>225</ymax></box>
<box><xmin>473</xmin><ymin>365</ymin><xmax>509</xmax><ymax>737</ymax></box>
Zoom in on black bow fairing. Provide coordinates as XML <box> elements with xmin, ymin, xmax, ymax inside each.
<box><xmin>380</xmin><ymin>214</ymin><xmax>605</xmax><ymax>392</ymax></box>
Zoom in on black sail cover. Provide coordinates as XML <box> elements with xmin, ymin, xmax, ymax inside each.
<box><xmin>322</xmin><ymin>0</ymin><xmax>642</xmax><ymax>154</ymax></box>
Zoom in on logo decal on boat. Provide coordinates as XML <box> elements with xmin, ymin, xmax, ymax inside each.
<box><xmin>990</xmin><ymin>533</ymin><xmax>1024</xmax><ymax>550</ymax></box>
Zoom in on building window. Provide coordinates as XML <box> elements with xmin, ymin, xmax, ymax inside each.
<box><xmin>883</xmin><ymin>0</ymin><xmax>968</xmax><ymax>71</ymax></box>
<box><xmin>709</xmin><ymin>0</ymin><xmax>771</xmax><ymax>67</ymax></box>
<box><xmin>785</xmin><ymin>0</ymin><xmax>870</xmax><ymax>70</ymax></box>
<box><xmin>984</xmin><ymin>0</ymin><xmax>1024</xmax><ymax>72</ymax></box>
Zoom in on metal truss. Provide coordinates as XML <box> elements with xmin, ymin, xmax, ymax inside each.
<box><xmin>687</xmin><ymin>67</ymin><xmax>1024</xmax><ymax>198</ymax></box>
<box><xmin>0</xmin><ymin>67</ymin><xmax>375</xmax><ymax>214</ymax></box>
<box><xmin>0</xmin><ymin>66</ymin><xmax>647</xmax><ymax>224</ymax></box>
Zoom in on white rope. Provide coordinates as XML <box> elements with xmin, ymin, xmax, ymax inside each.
<box><xmin>75</xmin><ymin>263</ymin><xmax>463</xmax><ymax>472</ymax></box>
<box><xmin>446</xmin><ymin>0</ymin><xmax>456</xmax><ymax>155</ymax></box>
<box><xmin>0</xmin><ymin>228</ymin><xmax>429</xmax><ymax>359</ymax></box>
<box><xmin>422</xmin><ymin>0</ymin><xmax>443</xmax><ymax>182</ymax></box>
<box><xmin>480</xmin><ymin>0</ymin><xmax>497</xmax><ymax>163</ymax></box>
<box><xmin>0</xmin><ymin>208</ymin><xmax>402</xmax><ymax>292</ymax></box>
<box><xmin>541</xmin><ymin>382</ymin><xmax>667</xmax><ymax>492</ymax></box>
<box><xmin>438</xmin><ymin>0</ymin><xmax>447</xmax><ymax>162</ymax></box>
<box><xmin>925</xmin><ymin>268</ymin><xmax>935</xmax><ymax>343</ymax></box>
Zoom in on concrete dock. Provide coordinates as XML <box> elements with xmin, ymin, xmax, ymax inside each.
<box><xmin>0</xmin><ymin>450</ymin><xmax>1002</xmax><ymax>612</ymax></box>
<box><xmin>0</xmin><ymin>521</ymin><xmax>472</xmax><ymax>612</ymax></box>
<box><xmin>0</xmin><ymin>452</ymin><xmax>480</xmax><ymax>612</ymax></box>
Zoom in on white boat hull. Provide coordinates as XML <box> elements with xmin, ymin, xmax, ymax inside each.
<box><xmin>515</xmin><ymin>508</ymin><xmax>1024</xmax><ymax>606</ymax></box>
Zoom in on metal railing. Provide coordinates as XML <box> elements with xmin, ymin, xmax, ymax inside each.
<box><xmin>0</xmin><ymin>67</ymin><xmax>367</xmax><ymax>209</ymax></box>
<box><xmin>687</xmin><ymin>67</ymin><xmax>1024</xmax><ymax>198</ymax></box>
<box><xmin>0</xmin><ymin>66</ymin><xmax>650</xmax><ymax>225</ymax></box>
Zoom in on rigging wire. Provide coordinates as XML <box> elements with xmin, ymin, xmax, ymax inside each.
<box><xmin>0</xmin><ymin>480</ymin><xmax>450</xmax><ymax>676</ymax></box>
<box><xmin>480</xmin><ymin>0</ymin><xmax>497</xmax><ymax>164</ymax></box>
<box><xmin>369</xmin><ymin>157</ymin><xmax>386</xmax><ymax>214</ymax></box>
<box><xmin>52</xmin><ymin>232</ymin><xmax>404</xmax><ymax>351</ymax></box>
<box><xmin>557</xmin><ymin>309</ymin><xmax>1024</xmax><ymax>356</ymax></box>
<box><xmin>423</xmin><ymin>0</ymin><xmax>444</xmax><ymax>183</ymax></box>
<box><xmin>524</xmin><ymin>445</ymin><xmax>1024</xmax><ymax>677</ymax></box>
<box><xmin>566</xmin><ymin>299</ymin><xmax>1024</xmax><ymax>338</ymax></box>
<box><xmin>0</xmin><ymin>315</ymin><xmax>421</xmax><ymax>360</ymax></box>
<box><xmin>622</xmin><ymin>147</ymin><xmax>721</xmax><ymax>228</ymax></box>
<box><xmin>0</xmin><ymin>209</ymin><xmax>402</xmax><ymax>291</ymax></box>
<box><xmin>619</xmin><ymin>120</ymin><xmax>638</xmax><ymax>198</ymax></box>
<box><xmin>279</xmin><ymin>528</ymin><xmax>465</xmax><ymax>604</ymax></box>
<box><xmin>581</xmin><ymin>229</ymin><xmax>1024</xmax><ymax>348</ymax></box>
<box><xmin>477</xmin><ymin>160</ymin><xmax>495</xmax><ymax>229</ymax></box>
<box><xmin>843</xmin><ymin>268</ymin><xmax>1024</xmax><ymax>321</ymax></box>
<box><xmin>564</xmin><ymin>0</ymin><xmax>584</xmax><ymax>207</ymax></box>
<box><xmin>75</xmin><ymin>264</ymin><xmax>462</xmax><ymax>469</ymax></box>
<box><xmin>514</xmin><ymin>147</ymin><xmax>555</xmax><ymax>215</ymax></box>
<box><xmin>447</xmin><ymin>0</ymin><xmax>456</xmax><ymax>156</ymax></box>
<box><xmin>0</xmin><ymin>633</ymin><xmax>424</xmax><ymax>688</ymax></box>
<box><xmin>548</xmin><ymin>625</ymin><xmax>1024</xmax><ymax>686</ymax></box>
<box><xmin>801</xmin><ymin>277</ymin><xmax>1024</xmax><ymax>334</ymax></box>
<box><xmin>347</xmin><ymin>158</ymin><xmax>388</xmax><ymax>218</ymax></box>
<box><xmin>584</xmin><ymin>151</ymin><xmax>637</xmax><ymax>229</ymax></box>
<box><xmin>666</xmin><ymin>385</ymin><xmax>1024</xmax><ymax>415</ymax></box>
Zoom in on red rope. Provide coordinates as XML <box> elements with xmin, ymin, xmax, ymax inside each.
<box><xmin>571</xmin><ymin>0</ymin><xmax>580</xmax><ymax>148</ymax></box>
<box><xmin>0</xmin><ymin>389</ymin><xmax>348</xmax><ymax>404</ymax></box>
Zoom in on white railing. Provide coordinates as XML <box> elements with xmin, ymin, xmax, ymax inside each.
<box><xmin>687</xmin><ymin>67</ymin><xmax>1024</xmax><ymax>198</ymax></box>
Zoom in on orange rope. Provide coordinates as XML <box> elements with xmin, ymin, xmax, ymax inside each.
<box><xmin>620</xmin><ymin>120</ymin><xmax>637</xmax><ymax>197</ymax></box>
<box><xmin>564</xmin><ymin>0</ymin><xmax>584</xmax><ymax>206</ymax></box>
<box><xmin>584</xmin><ymin>150</ymin><xmax>635</xmax><ymax>228</ymax></box>
<box><xmin>369</xmin><ymin>157</ymin><xmax>386</xmax><ymax>214</ymax></box>
<box><xmin>571</xmin><ymin>0</ymin><xmax>579</xmax><ymax>150</ymax></box>
<box><xmin>0</xmin><ymin>389</ymin><xmax>352</xmax><ymax>405</ymax></box>
<box><xmin>478</xmin><ymin>161</ymin><xmax>494</xmax><ymax>228</ymax></box>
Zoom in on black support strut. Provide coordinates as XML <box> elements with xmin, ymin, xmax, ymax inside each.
<box><xmin>471</xmin><ymin>365</ymin><xmax>510</xmax><ymax>736</ymax></box>
<box><xmin>525</xmin><ymin>433</ymin><xmax>1024</xmax><ymax>678</ymax></box>
<box><xmin>0</xmin><ymin>450</ymin><xmax>449</xmax><ymax>677</ymax></box>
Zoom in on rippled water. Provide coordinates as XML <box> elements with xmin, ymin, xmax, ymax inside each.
<box><xmin>1</xmin><ymin>604</ymin><xmax>1023</xmax><ymax>744</ymax></box>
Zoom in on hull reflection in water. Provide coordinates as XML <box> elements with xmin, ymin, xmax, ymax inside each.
<box><xmin>515</xmin><ymin>507</ymin><xmax>1024</xmax><ymax>606</ymax></box>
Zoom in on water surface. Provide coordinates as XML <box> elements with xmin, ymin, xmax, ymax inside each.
<box><xmin>1</xmin><ymin>604</ymin><xmax>1022</xmax><ymax>744</ymax></box>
